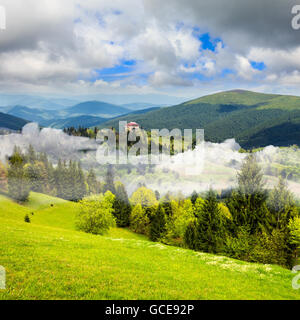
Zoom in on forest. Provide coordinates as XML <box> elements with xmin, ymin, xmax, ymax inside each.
<box><xmin>0</xmin><ymin>145</ymin><xmax>299</xmax><ymax>269</ymax></box>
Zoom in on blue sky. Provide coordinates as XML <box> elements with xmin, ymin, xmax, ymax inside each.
<box><xmin>0</xmin><ymin>0</ymin><xmax>299</xmax><ymax>103</ymax></box>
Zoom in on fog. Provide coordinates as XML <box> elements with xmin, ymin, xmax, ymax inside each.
<box><xmin>1</xmin><ymin>123</ymin><xmax>300</xmax><ymax>197</ymax></box>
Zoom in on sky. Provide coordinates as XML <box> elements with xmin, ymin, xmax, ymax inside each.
<box><xmin>0</xmin><ymin>0</ymin><xmax>300</xmax><ymax>103</ymax></box>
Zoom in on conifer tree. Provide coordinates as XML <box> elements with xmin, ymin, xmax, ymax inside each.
<box><xmin>0</xmin><ymin>161</ymin><xmax>7</xmax><ymax>192</ymax></box>
<box><xmin>113</xmin><ymin>182</ymin><xmax>131</xmax><ymax>227</ymax></box>
<box><xmin>195</xmin><ymin>190</ymin><xmax>225</xmax><ymax>253</ymax></box>
<box><xmin>191</xmin><ymin>191</ymin><xmax>198</xmax><ymax>205</ymax></box>
<box><xmin>103</xmin><ymin>164</ymin><xmax>116</xmax><ymax>194</ymax></box>
<box><xmin>87</xmin><ymin>168</ymin><xmax>98</xmax><ymax>195</ymax></box>
<box><xmin>184</xmin><ymin>220</ymin><xmax>198</xmax><ymax>250</ymax></box>
<box><xmin>150</xmin><ymin>204</ymin><xmax>167</xmax><ymax>242</ymax></box>
<box><xmin>7</xmin><ymin>148</ymin><xmax>30</xmax><ymax>202</ymax></box>
<box><xmin>227</xmin><ymin>154</ymin><xmax>270</xmax><ymax>234</ymax></box>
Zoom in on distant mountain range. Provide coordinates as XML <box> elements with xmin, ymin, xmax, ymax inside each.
<box><xmin>65</xmin><ymin>101</ymin><xmax>129</xmax><ymax>118</ymax></box>
<box><xmin>99</xmin><ymin>90</ymin><xmax>300</xmax><ymax>148</ymax></box>
<box><xmin>42</xmin><ymin>115</ymin><xmax>107</xmax><ymax>129</ymax></box>
<box><xmin>2</xmin><ymin>90</ymin><xmax>300</xmax><ymax>148</ymax></box>
<box><xmin>0</xmin><ymin>112</ymin><xmax>28</xmax><ymax>130</ymax></box>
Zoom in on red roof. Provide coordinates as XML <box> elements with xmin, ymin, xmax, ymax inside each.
<box><xmin>127</xmin><ymin>122</ymin><xmax>139</xmax><ymax>127</ymax></box>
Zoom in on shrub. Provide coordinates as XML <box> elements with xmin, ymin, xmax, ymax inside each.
<box><xmin>24</xmin><ymin>214</ymin><xmax>31</xmax><ymax>223</ymax></box>
<box><xmin>129</xmin><ymin>204</ymin><xmax>150</xmax><ymax>235</ymax></box>
<box><xmin>76</xmin><ymin>192</ymin><xmax>116</xmax><ymax>235</ymax></box>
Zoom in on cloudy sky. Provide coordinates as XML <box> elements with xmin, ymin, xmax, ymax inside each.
<box><xmin>0</xmin><ymin>0</ymin><xmax>300</xmax><ymax>102</ymax></box>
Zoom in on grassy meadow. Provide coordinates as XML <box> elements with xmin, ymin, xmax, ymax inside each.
<box><xmin>0</xmin><ymin>192</ymin><xmax>299</xmax><ymax>300</ymax></box>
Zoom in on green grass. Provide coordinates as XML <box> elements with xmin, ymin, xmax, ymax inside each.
<box><xmin>0</xmin><ymin>193</ymin><xmax>299</xmax><ymax>300</ymax></box>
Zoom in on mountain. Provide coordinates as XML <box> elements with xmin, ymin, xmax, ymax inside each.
<box><xmin>0</xmin><ymin>94</ymin><xmax>79</xmax><ymax>110</ymax></box>
<box><xmin>7</xmin><ymin>105</ymin><xmax>59</xmax><ymax>123</ymax></box>
<box><xmin>65</xmin><ymin>101</ymin><xmax>129</xmax><ymax>118</ymax></box>
<box><xmin>43</xmin><ymin>115</ymin><xmax>107</xmax><ymax>129</ymax></box>
<box><xmin>0</xmin><ymin>112</ymin><xmax>28</xmax><ymax>130</ymax></box>
<box><xmin>99</xmin><ymin>90</ymin><xmax>300</xmax><ymax>148</ymax></box>
<box><xmin>121</xmin><ymin>102</ymin><xmax>166</xmax><ymax>110</ymax></box>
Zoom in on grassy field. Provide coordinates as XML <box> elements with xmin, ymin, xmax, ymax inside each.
<box><xmin>0</xmin><ymin>192</ymin><xmax>299</xmax><ymax>300</ymax></box>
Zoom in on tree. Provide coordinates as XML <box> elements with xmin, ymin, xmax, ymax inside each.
<box><xmin>76</xmin><ymin>191</ymin><xmax>116</xmax><ymax>235</ymax></box>
<box><xmin>155</xmin><ymin>190</ymin><xmax>160</xmax><ymax>201</ymax></box>
<box><xmin>0</xmin><ymin>161</ymin><xmax>7</xmax><ymax>192</ymax></box>
<box><xmin>150</xmin><ymin>204</ymin><xmax>167</xmax><ymax>242</ymax></box>
<box><xmin>267</xmin><ymin>177</ymin><xmax>297</xmax><ymax>230</ymax></box>
<box><xmin>191</xmin><ymin>191</ymin><xmax>198</xmax><ymax>205</ymax></box>
<box><xmin>130</xmin><ymin>187</ymin><xmax>157</xmax><ymax>208</ymax></box>
<box><xmin>129</xmin><ymin>204</ymin><xmax>150</xmax><ymax>235</ymax></box>
<box><xmin>113</xmin><ymin>182</ymin><xmax>131</xmax><ymax>227</ymax></box>
<box><xmin>227</xmin><ymin>154</ymin><xmax>270</xmax><ymax>234</ymax></box>
<box><xmin>26</xmin><ymin>144</ymin><xmax>36</xmax><ymax>164</ymax></box>
<box><xmin>7</xmin><ymin>148</ymin><xmax>30</xmax><ymax>202</ymax></box>
<box><xmin>103</xmin><ymin>164</ymin><xmax>116</xmax><ymax>195</ymax></box>
<box><xmin>195</xmin><ymin>190</ymin><xmax>225</xmax><ymax>253</ymax></box>
<box><xmin>73</xmin><ymin>162</ymin><xmax>87</xmax><ymax>201</ymax></box>
<box><xmin>184</xmin><ymin>220</ymin><xmax>198</xmax><ymax>250</ymax></box>
<box><xmin>87</xmin><ymin>168</ymin><xmax>99</xmax><ymax>195</ymax></box>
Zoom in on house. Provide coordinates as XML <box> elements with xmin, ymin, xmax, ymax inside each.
<box><xmin>127</xmin><ymin>122</ymin><xmax>140</xmax><ymax>131</ymax></box>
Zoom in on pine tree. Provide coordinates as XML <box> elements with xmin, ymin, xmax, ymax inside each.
<box><xmin>74</xmin><ymin>162</ymin><xmax>87</xmax><ymax>201</ymax></box>
<box><xmin>26</xmin><ymin>144</ymin><xmax>36</xmax><ymax>164</ymax></box>
<box><xmin>184</xmin><ymin>220</ymin><xmax>198</xmax><ymax>250</ymax></box>
<box><xmin>155</xmin><ymin>190</ymin><xmax>160</xmax><ymax>201</ymax></box>
<box><xmin>191</xmin><ymin>191</ymin><xmax>198</xmax><ymax>205</ymax></box>
<box><xmin>267</xmin><ymin>177</ymin><xmax>297</xmax><ymax>230</ymax></box>
<box><xmin>195</xmin><ymin>190</ymin><xmax>225</xmax><ymax>253</ymax></box>
<box><xmin>150</xmin><ymin>204</ymin><xmax>167</xmax><ymax>242</ymax></box>
<box><xmin>113</xmin><ymin>182</ymin><xmax>131</xmax><ymax>227</ymax></box>
<box><xmin>227</xmin><ymin>154</ymin><xmax>270</xmax><ymax>234</ymax></box>
<box><xmin>0</xmin><ymin>161</ymin><xmax>7</xmax><ymax>192</ymax></box>
<box><xmin>103</xmin><ymin>165</ymin><xmax>116</xmax><ymax>195</ymax></box>
<box><xmin>87</xmin><ymin>168</ymin><xmax>98</xmax><ymax>194</ymax></box>
<box><xmin>7</xmin><ymin>148</ymin><xmax>30</xmax><ymax>202</ymax></box>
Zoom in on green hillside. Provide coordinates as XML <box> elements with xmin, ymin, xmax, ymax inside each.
<box><xmin>98</xmin><ymin>90</ymin><xmax>300</xmax><ymax>148</ymax></box>
<box><xmin>0</xmin><ymin>192</ymin><xmax>299</xmax><ymax>300</ymax></box>
<box><xmin>0</xmin><ymin>112</ymin><xmax>28</xmax><ymax>130</ymax></box>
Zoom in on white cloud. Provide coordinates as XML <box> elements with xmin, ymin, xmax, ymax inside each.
<box><xmin>0</xmin><ymin>0</ymin><xmax>300</xmax><ymax>97</ymax></box>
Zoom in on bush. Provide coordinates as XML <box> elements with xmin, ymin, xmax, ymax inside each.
<box><xmin>222</xmin><ymin>227</ymin><xmax>253</xmax><ymax>261</ymax></box>
<box><xmin>24</xmin><ymin>214</ymin><xmax>31</xmax><ymax>223</ymax></box>
<box><xmin>129</xmin><ymin>204</ymin><xmax>150</xmax><ymax>235</ymax></box>
<box><xmin>76</xmin><ymin>192</ymin><xmax>116</xmax><ymax>235</ymax></box>
<box><xmin>250</xmin><ymin>230</ymin><xmax>288</xmax><ymax>267</ymax></box>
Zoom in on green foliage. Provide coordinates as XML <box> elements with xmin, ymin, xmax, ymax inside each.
<box><xmin>0</xmin><ymin>161</ymin><xmax>7</xmax><ymax>192</ymax></box>
<box><xmin>113</xmin><ymin>181</ymin><xmax>131</xmax><ymax>227</ymax></box>
<box><xmin>130</xmin><ymin>187</ymin><xmax>158</xmax><ymax>207</ymax></box>
<box><xmin>76</xmin><ymin>192</ymin><xmax>116</xmax><ymax>235</ymax></box>
<box><xmin>267</xmin><ymin>177</ymin><xmax>297</xmax><ymax>230</ymax></box>
<box><xmin>7</xmin><ymin>148</ymin><xmax>30</xmax><ymax>202</ymax></box>
<box><xmin>227</xmin><ymin>155</ymin><xmax>271</xmax><ymax>234</ymax></box>
<box><xmin>24</xmin><ymin>214</ymin><xmax>31</xmax><ymax>223</ymax></box>
<box><xmin>99</xmin><ymin>90</ymin><xmax>300</xmax><ymax>148</ymax></box>
<box><xmin>194</xmin><ymin>190</ymin><xmax>226</xmax><ymax>254</ymax></box>
<box><xmin>87</xmin><ymin>168</ymin><xmax>100</xmax><ymax>195</ymax></box>
<box><xmin>103</xmin><ymin>165</ymin><xmax>116</xmax><ymax>195</ymax></box>
<box><xmin>129</xmin><ymin>204</ymin><xmax>150</xmax><ymax>235</ymax></box>
<box><xmin>184</xmin><ymin>220</ymin><xmax>198</xmax><ymax>250</ymax></box>
<box><xmin>190</xmin><ymin>191</ymin><xmax>198</xmax><ymax>205</ymax></box>
<box><xmin>150</xmin><ymin>204</ymin><xmax>167</xmax><ymax>242</ymax></box>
